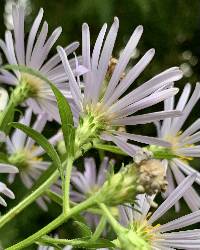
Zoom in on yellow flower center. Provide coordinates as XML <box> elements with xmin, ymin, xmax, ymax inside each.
<box><xmin>9</xmin><ymin>147</ymin><xmax>42</xmax><ymax>170</ymax></box>
<box><xmin>132</xmin><ymin>219</ymin><xmax>160</xmax><ymax>245</ymax></box>
<box><xmin>164</xmin><ymin>132</ymin><xmax>193</xmax><ymax>161</ymax></box>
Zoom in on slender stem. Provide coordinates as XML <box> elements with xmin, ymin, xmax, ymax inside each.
<box><xmin>6</xmin><ymin>196</ymin><xmax>96</xmax><ymax>249</ymax></box>
<box><xmin>0</xmin><ymin>81</ymin><xmax>29</xmax><ymax>132</ymax></box>
<box><xmin>40</xmin><ymin>235</ymin><xmax>112</xmax><ymax>248</ymax></box>
<box><xmin>0</xmin><ymin>144</ymin><xmax>92</xmax><ymax>230</ymax></box>
<box><xmin>0</xmin><ymin>170</ymin><xmax>59</xmax><ymax>229</ymax></box>
<box><xmin>91</xmin><ymin>215</ymin><xmax>107</xmax><ymax>241</ymax></box>
<box><xmin>40</xmin><ymin>236</ymin><xmax>90</xmax><ymax>245</ymax></box>
<box><xmin>98</xmin><ymin>203</ymin><xmax>124</xmax><ymax>234</ymax></box>
<box><xmin>0</xmin><ymin>95</ymin><xmax>15</xmax><ymax>132</ymax></box>
<box><xmin>63</xmin><ymin>157</ymin><xmax>73</xmax><ymax>214</ymax></box>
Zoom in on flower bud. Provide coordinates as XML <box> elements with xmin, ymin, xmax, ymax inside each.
<box><xmin>97</xmin><ymin>164</ymin><xmax>138</xmax><ymax>206</ymax></box>
<box><xmin>97</xmin><ymin>158</ymin><xmax>167</xmax><ymax>205</ymax></box>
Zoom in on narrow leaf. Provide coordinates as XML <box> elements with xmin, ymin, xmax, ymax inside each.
<box><xmin>10</xmin><ymin>122</ymin><xmax>62</xmax><ymax>175</ymax></box>
<box><xmin>73</xmin><ymin>221</ymin><xmax>92</xmax><ymax>237</ymax></box>
<box><xmin>94</xmin><ymin>143</ymin><xmax>127</xmax><ymax>155</ymax></box>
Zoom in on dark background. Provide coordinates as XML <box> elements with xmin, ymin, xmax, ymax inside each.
<box><xmin>0</xmin><ymin>0</ymin><xmax>200</xmax><ymax>249</ymax></box>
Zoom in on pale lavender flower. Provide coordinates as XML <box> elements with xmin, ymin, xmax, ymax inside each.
<box><xmin>119</xmin><ymin>174</ymin><xmax>200</xmax><ymax>250</ymax></box>
<box><xmin>71</xmin><ymin>157</ymin><xmax>110</xmax><ymax>201</ymax></box>
<box><xmin>155</xmin><ymin>83</ymin><xmax>200</xmax><ymax>211</ymax></box>
<box><xmin>0</xmin><ymin>108</ymin><xmax>62</xmax><ymax>210</ymax></box>
<box><xmin>0</xmin><ymin>5</ymin><xmax>80</xmax><ymax>121</ymax></box>
<box><xmin>0</xmin><ymin>164</ymin><xmax>18</xmax><ymax>206</ymax></box>
<box><xmin>71</xmin><ymin>157</ymin><xmax>110</xmax><ymax>228</ymax></box>
<box><xmin>58</xmin><ymin>18</ymin><xmax>182</xmax><ymax>151</ymax></box>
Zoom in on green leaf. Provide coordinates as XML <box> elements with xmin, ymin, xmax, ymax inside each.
<box><xmin>0</xmin><ymin>101</ymin><xmax>15</xmax><ymax>133</ymax></box>
<box><xmin>50</xmin><ymin>83</ymin><xmax>75</xmax><ymax>158</ymax></box>
<box><xmin>73</xmin><ymin>221</ymin><xmax>92</xmax><ymax>237</ymax></box>
<box><xmin>10</xmin><ymin>122</ymin><xmax>62</xmax><ymax>176</ymax></box>
<box><xmin>94</xmin><ymin>143</ymin><xmax>127</xmax><ymax>155</ymax></box>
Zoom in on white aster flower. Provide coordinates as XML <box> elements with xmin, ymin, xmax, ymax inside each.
<box><xmin>0</xmin><ymin>108</ymin><xmax>62</xmax><ymax>209</ymax></box>
<box><xmin>155</xmin><ymin>82</ymin><xmax>200</xmax><ymax>211</ymax></box>
<box><xmin>119</xmin><ymin>174</ymin><xmax>200</xmax><ymax>250</ymax></box>
<box><xmin>58</xmin><ymin>17</ymin><xmax>182</xmax><ymax>151</ymax></box>
<box><xmin>0</xmin><ymin>5</ymin><xmax>80</xmax><ymax>121</ymax></box>
<box><xmin>0</xmin><ymin>164</ymin><xmax>18</xmax><ymax>206</ymax></box>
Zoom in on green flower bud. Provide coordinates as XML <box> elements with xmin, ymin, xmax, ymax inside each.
<box><xmin>97</xmin><ymin>158</ymin><xmax>167</xmax><ymax>205</ymax></box>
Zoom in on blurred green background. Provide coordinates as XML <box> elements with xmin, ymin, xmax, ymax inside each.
<box><xmin>0</xmin><ymin>0</ymin><xmax>200</xmax><ymax>249</ymax></box>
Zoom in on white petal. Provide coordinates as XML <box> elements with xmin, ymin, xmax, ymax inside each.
<box><xmin>105</xmin><ymin>48</ymin><xmax>155</xmax><ymax>106</ymax></box>
<box><xmin>114</xmin><ymin>131</ymin><xmax>171</xmax><ymax>147</ymax></box>
<box><xmin>93</xmin><ymin>17</ymin><xmax>119</xmax><ymax>102</ymax></box>
<box><xmin>0</xmin><ymin>163</ymin><xmax>18</xmax><ymax>173</ymax></box>
<box><xmin>148</xmin><ymin>173</ymin><xmax>196</xmax><ymax>224</ymax></box>
<box><xmin>104</xmin><ymin>25</ymin><xmax>143</xmax><ymax>102</ymax></box>
<box><xmin>112</xmin><ymin>110</ymin><xmax>181</xmax><ymax>126</ymax></box>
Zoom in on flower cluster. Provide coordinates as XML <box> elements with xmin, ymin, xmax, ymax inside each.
<box><xmin>0</xmin><ymin>4</ymin><xmax>200</xmax><ymax>250</ymax></box>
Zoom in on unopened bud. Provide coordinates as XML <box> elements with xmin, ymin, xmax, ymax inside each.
<box><xmin>97</xmin><ymin>164</ymin><xmax>138</xmax><ymax>206</ymax></box>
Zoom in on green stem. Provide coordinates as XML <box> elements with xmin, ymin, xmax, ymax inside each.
<box><xmin>91</xmin><ymin>215</ymin><xmax>107</xmax><ymax>241</ymax></box>
<box><xmin>0</xmin><ymin>170</ymin><xmax>59</xmax><ymax>229</ymax></box>
<box><xmin>63</xmin><ymin>157</ymin><xmax>73</xmax><ymax>214</ymax></box>
<box><xmin>39</xmin><ymin>235</ymin><xmax>113</xmax><ymax>248</ymax></box>
<box><xmin>39</xmin><ymin>236</ymin><xmax>90</xmax><ymax>245</ymax></box>
<box><xmin>0</xmin><ymin>144</ymin><xmax>92</xmax><ymax>230</ymax></box>
<box><xmin>0</xmin><ymin>81</ymin><xmax>30</xmax><ymax>132</ymax></box>
<box><xmin>98</xmin><ymin>203</ymin><xmax>124</xmax><ymax>234</ymax></box>
<box><xmin>6</xmin><ymin>196</ymin><xmax>96</xmax><ymax>250</ymax></box>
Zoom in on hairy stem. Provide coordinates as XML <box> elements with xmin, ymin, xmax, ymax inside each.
<box><xmin>0</xmin><ymin>170</ymin><xmax>59</xmax><ymax>229</ymax></box>
<box><xmin>91</xmin><ymin>215</ymin><xmax>107</xmax><ymax>241</ymax></box>
<box><xmin>6</xmin><ymin>196</ymin><xmax>96</xmax><ymax>249</ymax></box>
<box><xmin>0</xmin><ymin>144</ymin><xmax>92</xmax><ymax>230</ymax></box>
<box><xmin>63</xmin><ymin>157</ymin><xmax>74</xmax><ymax>214</ymax></box>
<box><xmin>98</xmin><ymin>203</ymin><xmax>124</xmax><ymax>234</ymax></box>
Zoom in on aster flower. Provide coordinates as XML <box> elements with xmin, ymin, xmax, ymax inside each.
<box><xmin>71</xmin><ymin>157</ymin><xmax>110</xmax><ymax>228</ymax></box>
<box><xmin>0</xmin><ymin>164</ymin><xmax>18</xmax><ymax>206</ymax></box>
<box><xmin>0</xmin><ymin>108</ymin><xmax>62</xmax><ymax>209</ymax></box>
<box><xmin>118</xmin><ymin>173</ymin><xmax>200</xmax><ymax>250</ymax></box>
<box><xmin>0</xmin><ymin>5</ymin><xmax>80</xmax><ymax>121</ymax></box>
<box><xmin>155</xmin><ymin>82</ymin><xmax>200</xmax><ymax>211</ymax></box>
<box><xmin>57</xmin><ymin>17</ymin><xmax>182</xmax><ymax>151</ymax></box>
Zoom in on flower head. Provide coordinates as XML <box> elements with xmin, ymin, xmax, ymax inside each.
<box><xmin>71</xmin><ymin>157</ymin><xmax>110</xmax><ymax>228</ymax></box>
<box><xmin>0</xmin><ymin>108</ymin><xmax>62</xmax><ymax>209</ymax></box>
<box><xmin>0</xmin><ymin>5</ymin><xmax>79</xmax><ymax>121</ymax></box>
<box><xmin>118</xmin><ymin>173</ymin><xmax>200</xmax><ymax>250</ymax></box>
<box><xmin>0</xmin><ymin>164</ymin><xmax>18</xmax><ymax>206</ymax></box>
<box><xmin>155</xmin><ymin>83</ymin><xmax>200</xmax><ymax>211</ymax></box>
<box><xmin>58</xmin><ymin>18</ymin><xmax>182</xmax><ymax>151</ymax></box>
